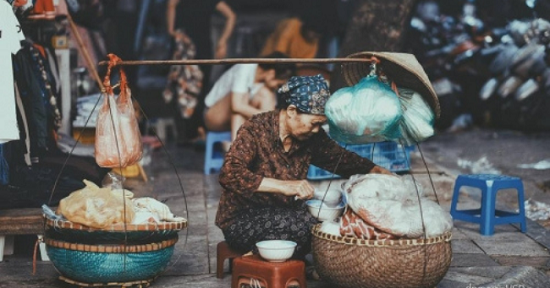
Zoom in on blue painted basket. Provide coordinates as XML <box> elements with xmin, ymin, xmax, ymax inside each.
<box><xmin>45</xmin><ymin>216</ymin><xmax>187</xmax><ymax>244</ymax></box>
<box><xmin>45</xmin><ymin>237</ymin><xmax>177</xmax><ymax>283</ymax></box>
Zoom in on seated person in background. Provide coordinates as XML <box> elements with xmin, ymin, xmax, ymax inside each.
<box><xmin>259</xmin><ymin>15</ymin><xmax>325</xmax><ymax>59</ymax></box>
<box><xmin>203</xmin><ymin>52</ymin><xmax>296</xmax><ymax>140</ymax></box>
<box><xmin>215</xmin><ymin>74</ymin><xmax>392</xmax><ymax>260</ymax></box>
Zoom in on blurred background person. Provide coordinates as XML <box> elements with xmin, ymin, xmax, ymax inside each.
<box><xmin>166</xmin><ymin>0</ymin><xmax>237</xmax><ymax>145</ymax></box>
<box><xmin>259</xmin><ymin>14</ymin><xmax>325</xmax><ymax>59</ymax></box>
<box><xmin>203</xmin><ymin>52</ymin><xmax>296</xmax><ymax>142</ymax></box>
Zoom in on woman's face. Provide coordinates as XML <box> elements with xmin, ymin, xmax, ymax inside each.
<box><xmin>287</xmin><ymin>107</ymin><xmax>327</xmax><ymax>141</ymax></box>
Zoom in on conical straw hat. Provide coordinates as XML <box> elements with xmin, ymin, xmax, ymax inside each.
<box><xmin>342</xmin><ymin>51</ymin><xmax>440</xmax><ymax>119</ymax></box>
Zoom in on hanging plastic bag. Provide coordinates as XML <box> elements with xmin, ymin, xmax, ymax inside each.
<box><xmin>325</xmin><ymin>62</ymin><xmax>403</xmax><ymax>144</ymax></box>
<box><xmin>95</xmin><ymin>54</ymin><xmax>142</xmax><ymax>168</ymax></box>
<box><xmin>397</xmin><ymin>87</ymin><xmax>435</xmax><ymax>145</ymax></box>
<box><xmin>57</xmin><ymin>180</ymin><xmax>135</xmax><ymax>229</ymax></box>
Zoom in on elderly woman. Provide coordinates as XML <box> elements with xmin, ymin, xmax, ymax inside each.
<box><xmin>215</xmin><ymin>75</ymin><xmax>391</xmax><ymax>257</ymax></box>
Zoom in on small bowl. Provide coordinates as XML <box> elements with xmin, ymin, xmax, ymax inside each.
<box><xmin>306</xmin><ymin>200</ymin><xmax>345</xmax><ymax>222</ymax></box>
<box><xmin>256</xmin><ymin>240</ymin><xmax>297</xmax><ymax>262</ymax></box>
<box><xmin>313</xmin><ymin>188</ymin><xmax>342</xmax><ymax>207</ymax></box>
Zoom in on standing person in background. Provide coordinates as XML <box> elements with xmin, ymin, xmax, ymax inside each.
<box><xmin>204</xmin><ymin>52</ymin><xmax>296</xmax><ymax>142</ymax></box>
<box><xmin>259</xmin><ymin>14</ymin><xmax>325</xmax><ymax>59</ymax></box>
<box><xmin>104</xmin><ymin>0</ymin><xmax>140</xmax><ymax>86</ymax></box>
<box><xmin>166</xmin><ymin>0</ymin><xmax>236</xmax><ymax>145</ymax></box>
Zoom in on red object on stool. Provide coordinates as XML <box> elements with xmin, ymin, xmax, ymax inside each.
<box><xmin>217</xmin><ymin>241</ymin><xmax>242</xmax><ymax>279</ymax></box>
<box><xmin>231</xmin><ymin>255</ymin><xmax>306</xmax><ymax>288</ymax></box>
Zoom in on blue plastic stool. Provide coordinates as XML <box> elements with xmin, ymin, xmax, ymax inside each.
<box><xmin>450</xmin><ymin>174</ymin><xmax>527</xmax><ymax>236</ymax></box>
<box><xmin>204</xmin><ymin>131</ymin><xmax>231</xmax><ymax>174</ymax></box>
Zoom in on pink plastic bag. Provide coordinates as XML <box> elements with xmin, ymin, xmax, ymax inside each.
<box><xmin>95</xmin><ymin>54</ymin><xmax>142</xmax><ymax>168</ymax></box>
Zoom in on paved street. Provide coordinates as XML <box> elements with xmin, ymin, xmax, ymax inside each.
<box><xmin>1</xmin><ymin>128</ymin><xmax>550</xmax><ymax>287</ymax></box>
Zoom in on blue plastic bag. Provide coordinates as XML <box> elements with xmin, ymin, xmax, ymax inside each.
<box><xmin>325</xmin><ymin>75</ymin><xmax>403</xmax><ymax>144</ymax></box>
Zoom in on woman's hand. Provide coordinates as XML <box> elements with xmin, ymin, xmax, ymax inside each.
<box><xmin>280</xmin><ymin>180</ymin><xmax>314</xmax><ymax>200</ymax></box>
<box><xmin>369</xmin><ymin>165</ymin><xmax>394</xmax><ymax>175</ymax></box>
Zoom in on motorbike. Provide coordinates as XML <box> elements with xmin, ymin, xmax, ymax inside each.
<box><xmin>408</xmin><ymin>0</ymin><xmax>550</xmax><ymax>131</ymax></box>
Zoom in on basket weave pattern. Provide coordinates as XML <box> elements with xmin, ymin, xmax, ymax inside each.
<box><xmin>46</xmin><ymin>238</ymin><xmax>177</xmax><ymax>283</ymax></box>
<box><xmin>44</xmin><ymin>215</ymin><xmax>185</xmax><ymax>284</ymax></box>
<box><xmin>311</xmin><ymin>224</ymin><xmax>452</xmax><ymax>288</ymax></box>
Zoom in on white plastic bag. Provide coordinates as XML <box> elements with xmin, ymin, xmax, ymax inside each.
<box><xmin>397</xmin><ymin>88</ymin><xmax>435</xmax><ymax>145</ymax></box>
<box><xmin>57</xmin><ymin>180</ymin><xmax>135</xmax><ymax>229</ymax></box>
<box><xmin>95</xmin><ymin>54</ymin><xmax>142</xmax><ymax>168</ymax></box>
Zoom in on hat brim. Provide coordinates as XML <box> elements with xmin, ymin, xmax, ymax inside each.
<box><xmin>342</xmin><ymin>51</ymin><xmax>441</xmax><ymax>119</ymax></box>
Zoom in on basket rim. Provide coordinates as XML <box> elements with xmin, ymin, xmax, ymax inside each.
<box><xmin>58</xmin><ymin>275</ymin><xmax>156</xmax><ymax>287</ymax></box>
<box><xmin>44</xmin><ymin>215</ymin><xmax>187</xmax><ymax>232</ymax></box>
<box><xmin>311</xmin><ymin>224</ymin><xmax>452</xmax><ymax>246</ymax></box>
<box><xmin>45</xmin><ymin>237</ymin><xmax>178</xmax><ymax>253</ymax></box>
<box><xmin>343</xmin><ymin>51</ymin><xmax>441</xmax><ymax>119</ymax></box>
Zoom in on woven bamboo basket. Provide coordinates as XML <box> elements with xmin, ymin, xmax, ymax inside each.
<box><xmin>44</xmin><ymin>216</ymin><xmax>187</xmax><ymax>244</ymax></box>
<box><xmin>311</xmin><ymin>224</ymin><xmax>452</xmax><ymax>288</ymax></box>
<box><xmin>341</xmin><ymin>51</ymin><xmax>441</xmax><ymax>119</ymax></box>
<box><xmin>45</xmin><ymin>237</ymin><xmax>178</xmax><ymax>284</ymax></box>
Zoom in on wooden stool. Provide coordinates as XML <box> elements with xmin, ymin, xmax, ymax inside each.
<box><xmin>0</xmin><ymin>208</ymin><xmax>49</xmax><ymax>262</ymax></box>
<box><xmin>231</xmin><ymin>255</ymin><xmax>306</xmax><ymax>288</ymax></box>
<box><xmin>217</xmin><ymin>241</ymin><xmax>242</xmax><ymax>279</ymax></box>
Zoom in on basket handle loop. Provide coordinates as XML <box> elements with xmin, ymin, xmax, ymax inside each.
<box><xmin>363</xmin><ymin>55</ymin><xmax>381</xmax><ymax>65</ymax></box>
<box><xmin>102</xmin><ymin>53</ymin><xmax>128</xmax><ymax>95</ymax></box>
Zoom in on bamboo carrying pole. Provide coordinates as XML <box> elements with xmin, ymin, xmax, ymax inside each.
<box><xmin>97</xmin><ymin>58</ymin><xmax>374</xmax><ymax>66</ymax></box>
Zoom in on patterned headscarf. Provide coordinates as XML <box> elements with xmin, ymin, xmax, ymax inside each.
<box><xmin>278</xmin><ymin>74</ymin><xmax>330</xmax><ymax>115</ymax></box>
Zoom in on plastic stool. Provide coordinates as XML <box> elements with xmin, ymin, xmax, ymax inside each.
<box><xmin>217</xmin><ymin>241</ymin><xmax>242</xmax><ymax>279</ymax></box>
<box><xmin>204</xmin><ymin>131</ymin><xmax>231</xmax><ymax>174</ymax></box>
<box><xmin>450</xmin><ymin>174</ymin><xmax>527</xmax><ymax>236</ymax></box>
<box><xmin>144</xmin><ymin>117</ymin><xmax>177</xmax><ymax>143</ymax></box>
<box><xmin>232</xmin><ymin>255</ymin><xmax>306</xmax><ymax>288</ymax></box>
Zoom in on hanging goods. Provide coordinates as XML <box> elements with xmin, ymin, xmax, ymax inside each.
<box><xmin>311</xmin><ymin>225</ymin><xmax>452</xmax><ymax>288</ymax></box>
<box><xmin>325</xmin><ymin>59</ymin><xmax>403</xmax><ymax>144</ymax></box>
<box><xmin>326</xmin><ymin>53</ymin><xmax>438</xmax><ymax>145</ymax></box>
<box><xmin>342</xmin><ymin>52</ymin><xmax>440</xmax><ymax>118</ymax></box>
<box><xmin>56</xmin><ymin>180</ymin><xmax>135</xmax><ymax>229</ymax></box>
<box><xmin>42</xmin><ymin>46</ymin><xmax>189</xmax><ymax>287</ymax></box>
<box><xmin>45</xmin><ymin>237</ymin><xmax>178</xmax><ymax>284</ymax></box>
<box><xmin>314</xmin><ymin>51</ymin><xmax>447</xmax><ymax>288</ymax></box>
<box><xmin>397</xmin><ymin>87</ymin><xmax>435</xmax><ymax>146</ymax></box>
<box><xmin>95</xmin><ymin>54</ymin><xmax>143</xmax><ymax>168</ymax></box>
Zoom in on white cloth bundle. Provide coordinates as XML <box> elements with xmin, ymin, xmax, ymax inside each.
<box><xmin>343</xmin><ymin>174</ymin><xmax>452</xmax><ymax>238</ymax></box>
<box><xmin>132</xmin><ymin>197</ymin><xmax>185</xmax><ymax>224</ymax></box>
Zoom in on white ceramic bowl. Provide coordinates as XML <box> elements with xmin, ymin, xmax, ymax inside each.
<box><xmin>306</xmin><ymin>199</ymin><xmax>345</xmax><ymax>222</ymax></box>
<box><xmin>256</xmin><ymin>240</ymin><xmax>297</xmax><ymax>262</ymax></box>
<box><xmin>313</xmin><ymin>187</ymin><xmax>342</xmax><ymax>207</ymax></box>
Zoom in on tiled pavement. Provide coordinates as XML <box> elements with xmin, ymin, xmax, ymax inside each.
<box><xmin>1</xmin><ymin>144</ymin><xmax>549</xmax><ymax>287</ymax></box>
